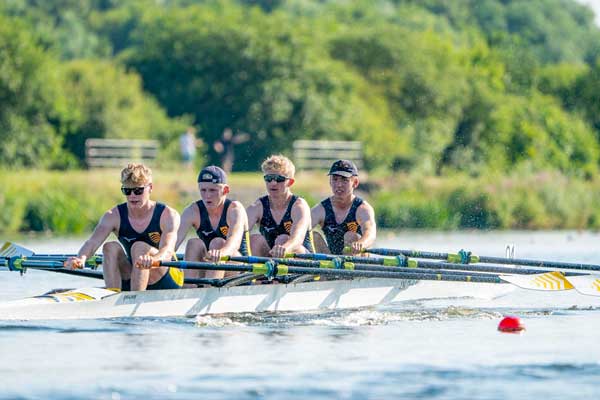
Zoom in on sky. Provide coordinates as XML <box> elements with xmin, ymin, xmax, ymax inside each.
<box><xmin>577</xmin><ymin>0</ymin><xmax>600</xmax><ymax>25</ymax></box>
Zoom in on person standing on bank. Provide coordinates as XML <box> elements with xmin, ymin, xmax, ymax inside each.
<box><xmin>180</xmin><ymin>126</ymin><xmax>200</xmax><ymax>169</ymax></box>
<box><xmin>246</xmin><ymin>155</ymin><xmax>314</xmax><ymax>258</ymax></box>
<box><xmin>311</xmin><ymin>160</ymin><xmax>376</xmax><ymax>255</ymax></box>
<box><xmin>65</xmin><ymin>163</ymin><xmax>183</xmax><ymax>291</ymax></box>
<box><xmin>176</xmin><ymin>165</ymin><xmax>250</xmax><ymax>280</ymax></box>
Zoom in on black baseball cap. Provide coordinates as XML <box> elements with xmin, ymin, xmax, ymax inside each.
<box><xmin>197</xmin><ymin>166</ymin><xmax>227</xmax><ymax>183</ymax></box>
<box><xmin>328</xmin><ymin>160</ymin><xmax>358</xmax><ymax>177</ymax></box>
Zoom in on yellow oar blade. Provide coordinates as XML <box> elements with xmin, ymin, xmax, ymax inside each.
<box><xmin>501</xmin><ymin>271</ymin><xmax>574</xmax><ymax>291</ymax></box>
<box><xmin>562</xmin><ymin>275</ymin><xmax>600</xmax><ymax>297</ymax></box>
<box><xmin>0</xmin><ymin>242</ymin><xmax>35</xmax><ymax>258</ymax></box>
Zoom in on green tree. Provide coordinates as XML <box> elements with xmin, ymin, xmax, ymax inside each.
<box><xmin>572</xmin><ymin>60</ymin><xmax>600</xmax><ymax>135</ymax></box>
<box><xmin>0</xmin><ymin>15</ymin><xmax>70</xmax><ymax>168</ymax></box>
<box><xmin>58</xmin><ymin>60</ymin><xmax>188</xmax><ymax>164</ymax></box>
<box><xmin>125</xmin><ymin>3</ymin><xmax>400</xmax><ymax>170</ymax></box>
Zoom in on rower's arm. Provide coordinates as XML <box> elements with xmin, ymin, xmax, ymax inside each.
<box><xmin>310</xmin><ymin>203</ymin><xmax>325</xmax><ymax>229</ymax></box>
<box><xmin>355</xmin><ymin>202</ymin><xmax>377</xmax><ymax>249</ymax></box>
<box><xmin>156</xmin><ymin>206</ymin><xmax>181</xmax><ymax>261</ymax></box>
<box><xmin>245</xmin><ymin>199</ymin><xmax>262</xmax><ymax>231</ymax></box>
<box><xmin>284</xmin><ymin>198</ymin><xmax>311</xmax><ymax>249</ymax></box>
<box><xmin>175</xmin><ymin>204</ymin><xmax>196</xmax><ymax>251</ymax></box>
<box><xmin>221</xmin><ymin>201</ymin><xmax>248</xmax><ymax>256</ymax></box>
<box><xmin>78</xmin><ymin>208</ymin><xmax>119</xmax><ymax>258</ymax></box>
<box><xmin>65</xmin><ymin>208</ymin><xmax>118</xmax><ymax>269</ymax></box>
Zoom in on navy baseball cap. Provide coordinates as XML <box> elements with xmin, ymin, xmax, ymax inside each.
<box><xmin>197</xmin><ymin>166</ymin><xmax>227</xmax><ymax>183</ymax></box>
<box><xmin>328</xmin><ymin>160</ymin><xmax>358</xmax><ymax>177</ymax></box>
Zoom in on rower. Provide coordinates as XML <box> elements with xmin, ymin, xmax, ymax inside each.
<box><xmin>311</xmin><ymin>159</ymin><xmax>376</xmax><ymax>255</ymax></box>
<box><xmin>65</xmin><ymin>163</ymin><xmax>183</xmax><ymax>291</ymax></box>
<box><xmin>175</xmin><ymin>165</ymin><xmax>250</xmax><ymax>280</ymax></box>
<box><xmin>246</xmin><ymin>154</ymin><xmax>314</xmax><ymax>258</ymax></box>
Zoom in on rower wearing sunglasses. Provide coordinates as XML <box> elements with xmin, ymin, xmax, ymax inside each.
<box><xmin>175</xmin><ymin>165</ymin><xmax>250</xmax><ymax>281</ymax></box>
<box><xmin>310</xmin><ymin>160</ymin><xmax>376</xmax><ymax>255</ymax></box>
<box><xmin>246</xmin><ymin>155</ymin><xmax>314</xmax><ymax>258</ymax></box>
<box><xmin>65</xmin><ymin>163</ymin><xmax>183</xmax><ymax>291</ymax></box>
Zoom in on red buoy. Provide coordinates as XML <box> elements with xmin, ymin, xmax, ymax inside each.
<box><xmin>498</xmin><ymin>316</ymin><xmax>525</xmax><ymax>333</ymax></box>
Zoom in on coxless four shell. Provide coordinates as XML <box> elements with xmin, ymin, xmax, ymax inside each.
<box><xmin>0</xmin><ymin>277</ymin><xmax>513</xmax><ymax>321</ymax></box>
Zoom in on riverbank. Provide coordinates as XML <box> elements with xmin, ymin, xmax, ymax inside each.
<box><xmin>1</xmin><ymin>169</ymin><xmax>599</xmax><ymax>234</ymax></box>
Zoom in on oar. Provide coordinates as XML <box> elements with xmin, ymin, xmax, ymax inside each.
<box><xmin>225</xmin><ymin>255</ymin><xmax>598</xmax><ymax>294</ymax></box>
<box><xmin>152</xmin><ymin>259</ymin><xmax>509</xmax><ymax>284</ymax></box>
<box><xmin>0</xmin><ymin>258</ymin><xmax>106</xmax><ymax>279</ymax></box>
<box><xmin>3</xmin><ymin>253</ymin><xmax>589</xmax><ymax>294</ymax></box>
<box><xmin>0</xmin><ymin>256</ymin><xmax>250</xmax><ymax>287</ymax></box>
<box><xmin>0</xmin><ymin>242</ymin><xmax>34</xmax><ymax>257</ymax></box>
<box><xmin>222</xmin><ymin>255</ymin><xmax>553</xmax><ymax>279</ymax></box>
<box><xmin>364</xmin><ymin>247</ymin><xmax>600</xmax><ymax>272</ymax></box>
<box><xmin>283</xmin><ymin>253</ymin><xmax>587</xmax><ymax>277</ymax></box>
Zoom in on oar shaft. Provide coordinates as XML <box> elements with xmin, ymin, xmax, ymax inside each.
<box><xmin>368</xmin><ymin>248</ymin><xmax>600</xmax><ymax>272</ymax></box>
<box><xmin>414</xmin><ymin>259</ymin><xmax>585</xmax><ymax>276</ymax></box>
<box><xmin>285</xmin><ymin>253</ymin><xmax>585</xmax><ymax>276</ymax></box>
<box><xmin>153</xmin><ymin>260</ymin><xmax>504</xmax><ymax>284</ymax></box>
<box><xmin>226</xmin><ymin>255</ymin><xmax>504</xmax><ymax>279</ymax></box>
<box><xmin>51</xmin><ymin>269</ymin><xmax>104</xmax><ymax>279</ymax></box>
<box><xmin>1</xmin><ymin>259</ymin><xmax>65</xmax><ymax>270</ymax></box>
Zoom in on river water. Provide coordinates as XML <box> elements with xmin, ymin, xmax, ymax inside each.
<box><xmin>1</xmin><ymin>231</ymin><xmax>600</xmax><ymax>399</ymax></box>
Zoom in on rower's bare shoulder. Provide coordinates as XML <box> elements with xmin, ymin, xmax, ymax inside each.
<box><xmin>246</xmin><ymin>198</ymin><xmax>263</xmax><ymax>215</ymax></box>
<box><xmin>247</xmin><ymin>197</ymin><xmax>263</xmax><ymax>208</ymax></box>
<box><xmin>101</xmin><ymin>206</ymin><xmax>121</xmax><ymax>224</ymax></box>
<box><xmin>310</xmin><ymin>201</ymin><xmax>326</xmax><ymax>226</ymax></box>
<box><xmin>294</xmin><ymin>196</ymin><xmax>310</xmax><ymax>209</ymax></box>
<box><xmin>311</xmin><ymin>200</ymin><xmax>325</xmax><ymax>213</ymax></box>
<box><xmin>229</xmin><ymin>200</ymin><xmax>246</xmax><ymax>211</ymax></box>
<box><xmin>357</xmin><ymin>200</ymin><xmax>376</xmax><ymax>222</ymax></box>
<box><xmin>359</xmin><ymin>199</ymin><xmax>375</xmax><ymax>212</ymax></box>
<box><xmin>181</xmin><ymin>202</ymin><xmax>200</xmax><ymax>217</ymax></box>
<box><xmin>162</xmin><ymin>204</ymin><xmax>181</xmax><ymax>220</ymax></box>
<box><xmin>228</xmin><ymin>200</ymin><xmax>248</xmax><ymax>218</ymax></box>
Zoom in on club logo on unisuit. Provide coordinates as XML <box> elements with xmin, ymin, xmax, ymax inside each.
<box><xmin>346</xmin><ymin>222</ymin><xmax>359</xmax><ymax>233</ymax></box>
<box><xmin>148</xmin><ymin>232</ymin><xmax>161</xmax><ymax>244</ymax></box>
<box><xmin>283</xmin><ymin>221</ymin><xmax>292</xmax><ymax>233</ymax></box>
<box><xmin>220</xmin><ymin>226</ymin><xmax>229</xmax><ymax>236</ymax></box>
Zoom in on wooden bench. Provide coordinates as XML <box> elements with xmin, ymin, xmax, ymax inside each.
<box><xmin>85</xmin><ymin>138</ymin><xmax>159</xmax><ymax>168</ymax></box>
<box><xmin>293</xmin><ymin>140</ymin><xmax>363</xmax><ymax>171</ymax></box>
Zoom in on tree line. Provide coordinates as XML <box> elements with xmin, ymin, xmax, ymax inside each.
<box><xmin>1</xmin><ymin>0</ymin><xmax>600</xmax><ymax>177</ymax></box>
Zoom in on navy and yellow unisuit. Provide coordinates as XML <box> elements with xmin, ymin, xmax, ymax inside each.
<box><xmin>321</xmin><ymin>197</ymin><xmax>363</xmax><ymax>255</ymax></box>
<box><xmin>259</xmin><ymin>195</ymin><xmax>314</xmax><ymax>252</ymax></box>
<box><xmin>195</xmin><ymin>199</ymin><xmax>250</xmax><ymax>256</ymax></box>
<box><xmin>117</xmin><ymin>202</ymin><xmax>183</xmax><ymax>290</ymax></box>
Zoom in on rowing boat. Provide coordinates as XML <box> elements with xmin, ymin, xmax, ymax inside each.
<box><xmin>9</xmin><ymin>241</ymin><xmax>600</xmax><ymax>321</ymax></box>
<box><xmin>0</xmin><ymin>277</ymin><xmax>513</xmax><ymax>321</ymax></box>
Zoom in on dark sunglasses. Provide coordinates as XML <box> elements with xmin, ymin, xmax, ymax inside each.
<box><xmin>121</xmin><ymin>185</ymin><xmax>148</xmax><ymax>196</ymax></box>
<box><xmin>263</xmin><ymin>174</ymin><xmax>287</xmax><ymax>183</ymax></box>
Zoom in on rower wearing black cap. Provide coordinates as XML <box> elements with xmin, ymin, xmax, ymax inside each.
<box><xmin>176</xmin><ymin>165</ymin><xmax>250</xmax><ymax>281</ymax></box>
<box><xmin>311</xmin><ymin>159</ymin><xmax>376</xmax><ymax>255</ymax></box>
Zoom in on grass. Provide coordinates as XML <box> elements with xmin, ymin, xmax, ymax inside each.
<box><xmin>2</xmin><ymin>169</ymin><xmax>600</xmax><ymax>233</ymax></box>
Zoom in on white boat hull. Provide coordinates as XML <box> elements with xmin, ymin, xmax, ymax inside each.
<box><xmin>0</xmin><ymin>278</ymin><xmax>513</xmax><ymax>321</ymax></box>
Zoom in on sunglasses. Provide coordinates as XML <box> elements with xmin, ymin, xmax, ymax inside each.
<box><xmin>263</xmin><ymin>174</ymin><xmax>287</xmax><ymax>183</ymax></box>
<box><xmin>121</xmin><ymin>185</ymin><xmax>149</xmax><ymax>196</ymax></box>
